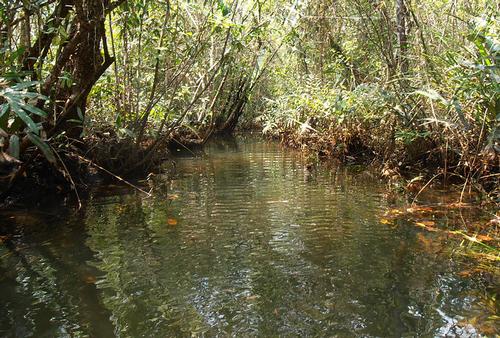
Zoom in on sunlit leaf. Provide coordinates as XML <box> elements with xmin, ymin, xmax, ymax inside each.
<box><xmin>8</xmin><ymin>100</ymin><xmax>39</xmax><ymax>134</ymax></box>
<box><xmin>406</xmin><ymin>206</ymin><xmax>433</xmax><ymax>213</ymax></box>
<box><xmin>413</xmin><ymin>89</ymin><xmax>448</xmax><ymax>105</ymax></box>
<box><xmin>0</xmin><ymin>103</ymin><xmax>8</xmax><ymax>119</ymax></box>
<box><xmin>418</xmin><ymin>220</ymin><xmax>435</xmax><ymax>226</ymax></box>
<box><xmin>415</xmin><ymin>222</ymin><xmax>438</xmax><ymax>231</ymax></box>
<box><xmin>19</xmin><ymin>102</ymin><xmax>47</xmax><ymax>117</ymax></box>
<box><xmin>10</xmin><ymin>81</ymin><xmax>38</xmax><ymax>90</ymax></box>
<box><xmin>475</xmin><ymin>234</ymin><xmax>493</xmax><ymax>242</ymax></box>
<box><xmin>386</xmin><ymin>208</ymin><xmax>404</xmax><ymax>215</ymax></box>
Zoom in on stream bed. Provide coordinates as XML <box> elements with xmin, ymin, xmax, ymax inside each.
<box><xmin>0</xmin><ymin>136</ymin><xmax>498</xmax><ymax>337</ymax></box>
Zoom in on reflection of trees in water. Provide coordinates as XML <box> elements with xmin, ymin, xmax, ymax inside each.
<box><xmin>86</xmin><ymin>140</ymin><xmax>481</xmax><ymax>336</ymax></box>
<box><xmin>0</xmin><ymin>214</ymin><xmax>114</xmax><ymax>337</ymax></box>
<box><xmin>0</xmin><ymin>139</ymin><xmax>488</xmax><ymax>336</ymax></box>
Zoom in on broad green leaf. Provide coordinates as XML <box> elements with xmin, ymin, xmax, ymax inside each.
<box><xmin>0</xmin><ymin>103</ymin><xmax>8</xmax><ymax>118</ymax></box>
<box><xmin>11</xmin><ymin>81</ymin><xmax>38</xmax><ymax>90</ymax></box>
<box><xmin>7</xmin><ymin>134</ymin><xmax>19</xmax><ymax>159</ymax></box>
<box><xmin>27</xmin><ymin>132</ymin><xmax>56</xmax><ymax>164</ymax></box>
<box><xmin>19</xmin><ymin>102</ymin><xmax>47</xmax><ymax>117</ymax></box>
<box><xmin>19</xmin><ymin>92</ymin><xmax>48</xmax><ymax>100</ymax></box>
<box><xmin>8</xmin><ymin>100</ymin><xmax>39</xmax><ymax>134</ymax></box>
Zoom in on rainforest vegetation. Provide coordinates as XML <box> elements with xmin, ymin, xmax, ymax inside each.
<box><xmin>0</xmin><ymin>0</ymin><xmax>498</xmax><ymax>199</ymax></box>
<box><xmin>0</xmin><ymin>1</ymin><xmax>500</xmax><ymax>335</ymax></box>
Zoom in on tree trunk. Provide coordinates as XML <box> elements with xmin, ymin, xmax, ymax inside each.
<box><xmin>51</xmin><ymin>0</ymin><xmax>113</xmax><ymax>139</ymax></box>
<box><xmin>396</xmin><ymin>0</ymin><xmax>409</xmax><ymax>75</ymax></box>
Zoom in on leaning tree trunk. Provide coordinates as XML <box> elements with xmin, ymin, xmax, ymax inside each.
<box><xmin>12</xmin><ymin>0</ymin><xmax>126</xmax><ymax>162</ymax></box>
<box><xmin>49</xmin><ymin>0</ymin><xmax>116</xmax><ymax>139</ymax></box>
<box><xmin>20</xmin><ymin>0</ymin><xmax>123</xmax><ymax>141</ymax></box>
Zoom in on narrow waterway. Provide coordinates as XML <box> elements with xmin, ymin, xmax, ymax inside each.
<box><xmin>0</xmin><ymin>136</ymin><xmax>497</xmax><ymax>337</ymax></box>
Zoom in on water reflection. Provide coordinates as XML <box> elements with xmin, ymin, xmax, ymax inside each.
<box><xmin>0</xmin><ymin>137</ymin><xmax>496</xmax><ymax>337</ymax></box>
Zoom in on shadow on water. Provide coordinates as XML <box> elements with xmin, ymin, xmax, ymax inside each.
<box><xmin>0</xmin><ymin>136</ymin><xmax>498</xmax><ymax>337</ymax></box>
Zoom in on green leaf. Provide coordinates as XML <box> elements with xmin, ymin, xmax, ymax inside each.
<box><xmin>0</xmin><ymin>103</ymin><xmax>8</xmax><ymax>119</ymax></box>
<box><xmin>7</xmin><ymin>135</ymin><xmax>19</xmax><ymax>159</ymax></box>
<box><xmin>77</xmin><ymin>106</ymin><xmax>83</xmax><ymax>121</ymax></box>
<box><xmin>8</xmin><ymin>100</ymin><xmax>39</xmax><ymax>134</ymax></box>
<box><xmin>413</xmin><ymin>89</ymin><xmax>448</xmax><ymax>105</ymax></box>
<box><xmin>11</xmin><ymin>81</ymin><xmax>38</xmax><ymax>90</ymax></box>
<box><xmin>19</xmin><ymin>92</ymin><xmax>48</xmax><ymax>100</ymax></box>
<box><xmin>19</xmin><ymin>102</ymin><xmax>47</xmax><ymax>117</ymax></box>
<box><xmin>27</xmin><ymin>132</ymin><xmax>56</xmax><ymax>164</ymax></box>
<box><xmin>118</xmin><ymin>128</ymin><xmax>135</xmax><ymax>138</ymax></box>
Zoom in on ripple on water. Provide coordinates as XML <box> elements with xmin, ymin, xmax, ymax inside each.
<box><xmin>0</xmin><ymin>137</ymin><xmax>496</xmax><ymax>337</ymax></box>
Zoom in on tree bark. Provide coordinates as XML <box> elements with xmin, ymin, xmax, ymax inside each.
<box><xmin>46</xmin><ymin>0</ymin><xmax>124</xmax><ymax>139</ymax></box>
<box><xmin>396</xmin><ymin>0</ymin><xmax>409</xmax><ymax>75</ymax></box>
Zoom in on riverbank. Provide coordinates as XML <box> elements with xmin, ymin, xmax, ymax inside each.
<box><xmin>263</xmin><ymin>121</ymin><xmax>499</xmax><ymax>205</ymax></box>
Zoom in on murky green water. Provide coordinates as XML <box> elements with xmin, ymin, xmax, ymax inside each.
<box><xmin>0</xmin><ymin>137</ymin><xmax>497</xmax><ymax>337</ymax></box>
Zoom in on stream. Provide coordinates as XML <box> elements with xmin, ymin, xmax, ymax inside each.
<box><xmin>0</xmin><ymin>136</ymin><xmax>497</xmax><ymax>337</ymax></box>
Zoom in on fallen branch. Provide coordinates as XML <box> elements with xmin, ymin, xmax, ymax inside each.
<box><xmin>75</xmin><ymin>154</ymin><xmax>152</xmax><ymax>197</ymax></box>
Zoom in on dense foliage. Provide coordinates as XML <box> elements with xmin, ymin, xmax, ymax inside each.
<box><xmin>0</xmin><ymin>0</ymin><xmax>498</xmax><ymax>199</ymax></box>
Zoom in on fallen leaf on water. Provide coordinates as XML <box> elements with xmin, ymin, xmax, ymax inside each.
<box><xmin>245</xmin><ymin>295</ymin><xmax>260</xmax><ymax>301</ymax></box>
<box><xmin>458</xmin><ymin>270</ymin><xmax>473</xmax><ymax>277</ymax></box>
<box><xmin>475</xmin><ymin>234</ymin><xmax>494</xmax><ymax>242</ymax></box>
<box><xmin>419</xmin><ymin>220</ymin><xmax>436</xmax><ymax>226</ymax></box>
<box><xmin>84</xmin><ymin>275</ymin><xmax>97</xmax><ymax>284</ymax></box>
<box><xmin>167</xmin><ymin>218</ymin><xmax>178</xmax><ymax>226</ymax></box>
<box><xmin>167</xmin><ymin>194</ymin><xmax>179</xmax><ymax>201</ymax></box>
<box><xmin>415</xmin><ymin>222</ymin><xmax>439</xmax><ymax>232</ymax></box>
<box><xmin>407</xmin><ymin>206</ymin><xmax>433</xmax><ymax>213</ymax></box>
<box><xmin>386</xmin><ymin>208</ymin><xmax>404</xmax><ymax>215</ymax></box>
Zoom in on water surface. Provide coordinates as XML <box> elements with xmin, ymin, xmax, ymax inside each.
<box><xmin>0</xmin><ymin>136</ymin><xmax>497</xmax><ymax>337</ymax></box>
